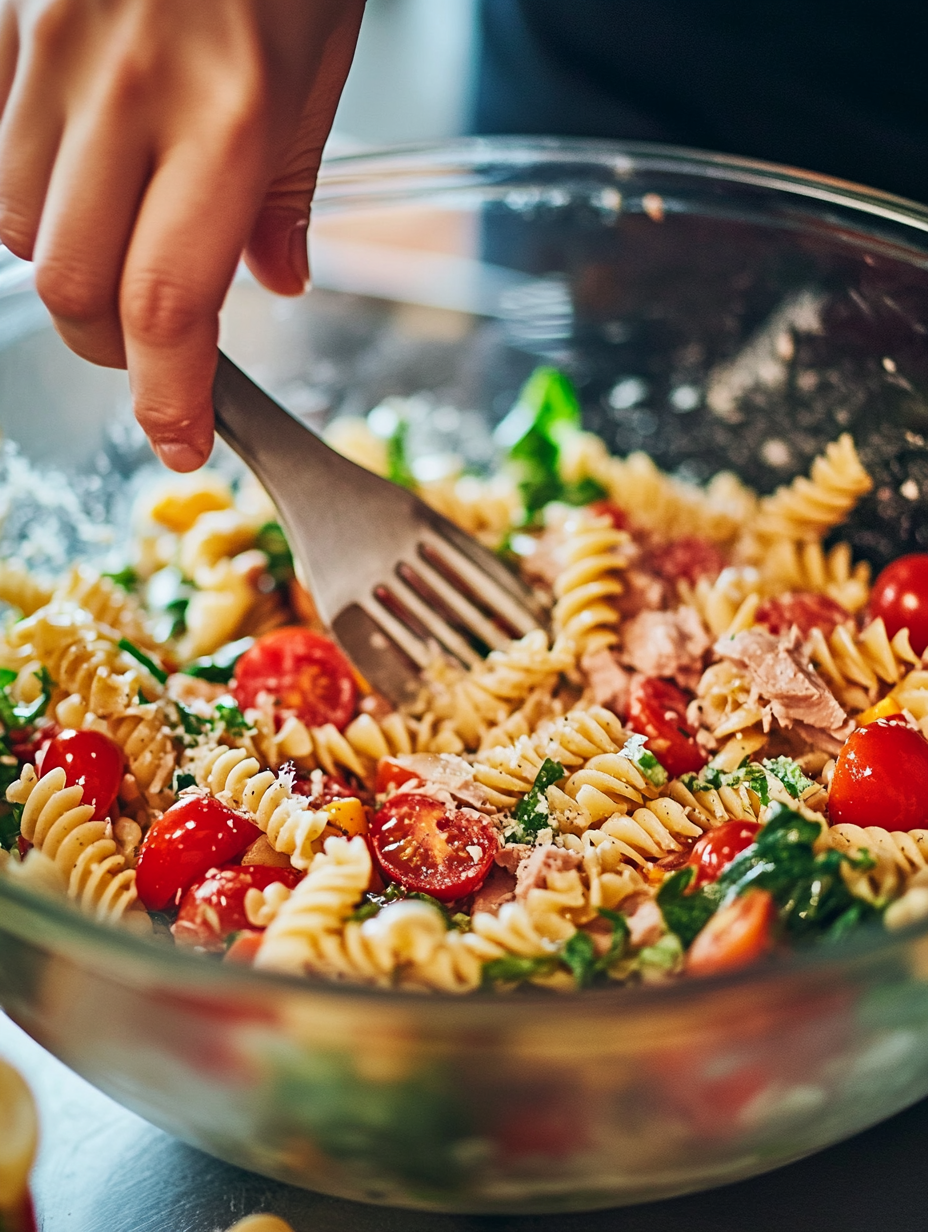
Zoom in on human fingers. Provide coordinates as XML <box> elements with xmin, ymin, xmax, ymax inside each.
<box><xmin>243</xmin><ymin>0</ymin><xmax>364</xmax><ymax>295</ymax></box>
<box><xmin>32</xmin><ymin>96</ymin><xmax>151</xmax><ymax>367</ymax></box>
<box><xmin>119</xmin><ymin>123</ymin><xmax>268</xmax><ymax>471</ymax></box>
<box><xmin>0</xmin><ymin>10</ymin><xmax>66</xmax><ymax>259</ymax></box>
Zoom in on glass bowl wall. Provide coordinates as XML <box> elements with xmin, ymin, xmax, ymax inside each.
<box><xmin>3</xmin><ymin>140</ymin><xmax>928</xmax><ymax>1214</ymax></box>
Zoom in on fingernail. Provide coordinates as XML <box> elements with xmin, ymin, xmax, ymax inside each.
<box><xmin>154</xmin><ymin>442</ymin><xmax>207</xmax><ymax>472</ymax></box>
<box><xmin>288</xmin><ymin>218</ymin><xmax>309</xmax><ymax>290</ymax></box>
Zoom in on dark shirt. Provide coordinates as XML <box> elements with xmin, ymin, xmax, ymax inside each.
<box><xmin>472</xmin><ymin>0</ymin><xmax>928</xmax><ymax>204</ymax></box>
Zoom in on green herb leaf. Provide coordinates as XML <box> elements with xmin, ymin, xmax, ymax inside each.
<box><xmin>182</xmin><ymin>636</ymin><xmax>254</xmax><ymax>684</ymax></box>
<box><xmin>215</xmin><ymin>700</ymin><xmax>252</xmax><ymax>737</ymax></box>
<box><xmin>762</xmin><ymin>756</ymin><xmax>816</xmax><ymax>800</ymax></box>
<box><xmin>118</xmin><ymin>637</ymin><xmax>168</xmax><ymax>685</ymax></box>
<box><xmin>102</xmin><ymin>565</ymin><xmax>140</xmax><ymax>592</ymax></box>
<box><xmin>163</xmin><ymin>596</ymin><xmax>189</xmax><ymax>640</ymax></box>
<box><xmin>620</xmin><ymin>733</ymin><xmax>668</xmax><ymax>787</ymax></box>
<box><xmin>657</xmin><ymin>866</ymin><xmax>722</xmax><ymax>948</ymax></box>
<box><xmin>562</xmin><ymin>930</ymin><xmax>598</xmax><ymax>987</ymax></box>
<box><xmin>255</xmin><ymin>522</ymin><xmax>295</xmax><ymax>585</ymax></box>
<box><xmin>172</xmin><ymin>770</ymin><xmax>197</xmax><ymax>794</ymax></box>
<box><xmin>702</xmin><ymin>758</ymin><xmax>770</xmax><ymax>806</ymax></box>
<box><xmin>0</xmin><ymin>666</ymin><xmax>54</xmax><ymax>731</ymax></box>
<box><xmin>386</xmin><ymin>417</ymin><xmax>416</xmax><ymax>490</ymax></box>
<box><xmin>507</xmin><ymin>757</ymin><xmax>564</xmax><ymax>844</ymax></box>
<box><xmin>174</xmin><ymin>701</ymin><xmax>213</xmax><ymax>740</ymax></box>
<box><xmin>348</xmin><ymin>900</ymin><xmax>382</xmax><ymax>923</ymax></box>
<box><xmin>483</xmin><ymin>954</ymin><xmax>558</xmax><ymax>984</ymax></box>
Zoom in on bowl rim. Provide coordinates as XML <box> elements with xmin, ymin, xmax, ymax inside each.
<box><xmin>4</xmin><ymin>134</ymin><xmax>928</xmax><ymax>1011</ymax></box>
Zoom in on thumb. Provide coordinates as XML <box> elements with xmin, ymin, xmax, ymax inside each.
<box><xmin>244</xmin><ymin>202</ymin><xmax>310</xmax><ymax>295</ymax></box>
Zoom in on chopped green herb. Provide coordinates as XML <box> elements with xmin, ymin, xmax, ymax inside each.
<box><xmin>596</xmin><ymin>908</ymin><xmax>630</xmax><ymax>971</ymax></box>
<box><xmin>702</xmin><ymin>758</ymin><xmax>770</xmax><ymax>806</ymax></box>
<box><xmin>118</xmin><ymin>637</ymin><xmax>168</xmax><ymax>685</ymax></box>
<box><xmin>163</xmin><ymin>596</ymin><xmax>189</xmax><ymax>640</ymax></box>
<box><xmin>386</xmin><ymin>418</ymin><xmax>416</xmax><ymax>490</ymax></box>
<box><xmin>0</xmin><ymin>807</ymin><xmax>21</xmax><ymax>851</ymax></box>
<box><xmin>182</xmin><ymin>636</ymin><xmax>254</xmax><ymax>684</ymax></box>
<box><xmin>483</xmin><ymin>954</ymin><xmax>558</xmax><ymax>984</ymax></box>
<box><xmin>507</xmin><ymin>757</ymin><xmax>564</xmax><ymax>844</ymax></box>
<box><xmin>255</xmin><ymin>522</ymin><xmax>295</xmax><ymax>585</ymax></box>
<box><xmin>637</xmin><ymin>932</ymin><xmax>684</xmax><ymax>974</ymax></box>
<box><xmin>562</xmin><ymin>930</ymin><xmax>598</xmax><ymax>987</ymax></box>
<box><xmin>102</xmin><ymin>565</ymin><xmax>140</xmax><ymax>592</ymax></box>
<box><xmin>172</xmin><ymin>770</ymin><xmax>197</xmax><ymax>794</ymax></box>
<box><xmin>763</xmin><ymin>756</ymin><xmax>816</xmax><ymax>801</ymax></box>
<box><xmin>620</xmin><ymin>733</ymin><xmax>668</xmax><ymax>787</ymax></box>
<box><xmin>0</xmin><ymin>666</ymin><xmax>54</xmax><ymax>731</ymax></box>
<box><xmin>174</xmin><ymin>701</ymin><xmax>213</xmax><ymax>741</ymax></box>
<box><xmin>348</xmin><ymin>900</ymin><xmax>382</xmax><ymax>923</ymax></box>
<box><xmin>215</xmin><ymin>701</ymin><xmax>252</xmax><ymax>736</ymax></box>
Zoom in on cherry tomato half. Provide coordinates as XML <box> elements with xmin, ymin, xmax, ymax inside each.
<box><xmin>224</xmin><ymin>930</ymin><xmax>265</xmax><ymax>965</ymax></box>
<box><xmin>869</xmin><ymin>554</ymin><xmax>928</xmax><ymax>656</ymax></box>
<box><xmin>829</xmin><ymin>718</ymin><xmax>928</xmax><ymax>832</ymax></box>
<box><xmin>686</xmin><ymin>888</ymin><xmax>776</xmax><ymax>977</ymax></box>
<box><xmin>648</xmin><ymin>537</ymin><xmax>725</xmax><ymax>587</ymax></box>
<box><xmin>688</xmin><ymin>820</ymin><xmax>761</xmax><ymax>888</ymax></box>
<box><xmin>374</xmin><ymin>757</ymin><xmax>424</xmax><ymax>797</ymax></box>
<box><xmin>369</xmin><ymin>792</ymin><xmax>497</xmax><ymax>902</ymax></box>
<box><xmin>172</xmin><ymin>864</ymin><xmax>303</xmax><ymax>949</ymax></box>
<box><xmin>755</xmin><ymin>591</ymin><xmax>849</xmax><ymax>638</ymax></box>
<box><xmin>233</xmin><ymin>627</ymin><xmax>358</xmax><ymax>730</ymax></box>
<box><xmin>40</xmin><ymin>729</ymin><xmax>123</xmax><ymax>820</ymax></box>
<box><xmin>588</xmin><ymin>500</ymin><xmax>629</xmax><ymax>530</ymax></box>
<box><xmin>627</xmin><ymin>677</ymin><xmax>707</xmax><ymax>778</ymax></box>
<box><xmin>135</xmin><ymin>795</ymin><xmax>261</xmax><ymax>911</ymax></box>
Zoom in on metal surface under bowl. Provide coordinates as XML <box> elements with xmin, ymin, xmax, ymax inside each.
<box><xmin>3</xmin><ymin>139</ymin><xmax>928</xmax><ymax>1214</ymax></box>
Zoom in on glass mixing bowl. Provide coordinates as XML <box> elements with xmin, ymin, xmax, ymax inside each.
<box><xmin>3</xmin><ymin>139</ymin><xmax>928</xmax><ymax>1215</ymax></box>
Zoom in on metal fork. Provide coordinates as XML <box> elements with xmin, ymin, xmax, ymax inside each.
<box><xmin>212</xmin><ymin>353</ymin><xmax>546</xmax><ymax>705</ymax></box>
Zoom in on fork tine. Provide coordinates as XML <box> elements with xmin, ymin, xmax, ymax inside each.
<box><xmin>419</xmin><ymin>528</ymin><xmax>541</xmax><ymax>637</ymax></box>
<box><xmin>409</xmin><ymin>555</ymin><xmax>512</xmax><ymax>651</ymax></box>
<box><xmin>388</xmin><ymin>574</ymin><xmax>483</xmax><ymax>668</ymax></box>
<box><xmin>333</xmin><ymin>602</ymin><xmax>425</xmax><ymax>705</ymax></box>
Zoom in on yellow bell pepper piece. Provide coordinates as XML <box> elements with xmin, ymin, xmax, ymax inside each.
<box><xmin>855</xmin><ymin>695</ymin><xmax>903</xmax><ymax>727</ymax></box>
<box><xmin>324</xmin><ymin>796</ymin><xmax>369</xmax><ymax>838</ymax></box>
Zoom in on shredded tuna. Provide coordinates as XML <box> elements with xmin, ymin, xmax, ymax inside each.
<box><xmin>623</xmin><ymin>893</ymin><xmax>665</xmax><ymax>949</ymax></box>
<box><xmin>167</xmin><ymin>674</ymin><xmax>228</xmax><ymax>704</ymax></box>
<box><xmin>514</xmin><ymin>843</ymin><xmax>581</xmax><ymax>902</ymax></box>
<box><xmin>619</xmin><ymin>606</ymin><xmax>712</xmax><ymax>690</ymax></box>
<box><xmin>495</xmin><ymin>843</ymin><xmax>533</xmax><ymax>874</ymax></box>
<box><xmin>716</xmin><ymin>627</ymin><xmax>848</xmax><ymax>733</ymax></box>
<box><xmin>581</xmin><ymin>647</ymin><xmax>631</xmax><ymax>714</ymax></box>
<box><xmin>395</xmin><ymin>753</ymin><xmax>494</xmax><ymax>810</ymax></box>
<box><xmin>471</xmin><ymin>865</ymin><xmax>516</xmax><ymax>915</ymax></box>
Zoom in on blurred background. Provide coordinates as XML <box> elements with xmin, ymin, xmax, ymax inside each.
<box><xmin>331</xmin><ymin>0</ymin><xmax>477</xmax><ymax>148</ymax></box>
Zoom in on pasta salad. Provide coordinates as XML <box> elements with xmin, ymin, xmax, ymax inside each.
<box><xmin>3</xmin><ymin>366</ymin><xmax>928</xmax><ymax>993</ymax></box>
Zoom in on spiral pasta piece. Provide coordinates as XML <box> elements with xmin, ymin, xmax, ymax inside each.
<box><xmin>682</xmin><ymin>567</ymin><xmax>761</xmax><ymax>638</ymax></box>
<box><xmin>749</xmin><ymin>434</ymin><xmax>873</xmax><ymax>544</ymax></box>
<box><xmin>5</xmin><ymin>766</ymin><xmax>149</xmax><ymax>930</ymax></box>
<box><xmin>752</xmin><ymin>539</ymin><xmax>871</xmax><ymax>613</ymax></box>
<box><xmin>52</xmin><ymin>565</ymin><xmax>156</xmax><ymax>648</ymax></box>
<box><xmin>826</xmin><ymin>823</ymin><xmax>928</xmax><ymax>900</ymax></box>
<box><xmin>0</xmin><ymin>558</ymin><xmax>52</xmax><ymax>616</ymax></box>
<box><xmin>418</xmin><ymin>471</ymin><xmax>520</xmax><ymax>549</ymax></box>
<box><xmin>551</xmin><ymin>513</ymin><xmax>629</xmax><ymax>654</ymax></box>
<box><xmin>193</xmin><ymin>745</ymin><xmax>328</xmax><ymax>868</ymax></box>
<box><xmin>254</xmin><ymin>835</ymin><xmax>374</xmax><ymax>975</ymax></box>
<box><xmin>807</xmin><ymin>617</ymin><xmax>919</xmax><ymax>710</ymax></box>
<box><xmin>108</xmin><ymin>704</ymin><xmax>176</xmax><ymax>805</ymax></box>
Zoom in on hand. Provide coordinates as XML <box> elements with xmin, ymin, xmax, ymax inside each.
<box><xmin>0</xmin><ymin>0</ymin><xmax>364</xmax><ymax>470</ymax></box>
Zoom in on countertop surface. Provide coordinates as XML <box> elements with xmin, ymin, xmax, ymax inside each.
<box><xmin>3</xmin><ymin>1010</ymin><xmax>927</xmax><ymax>1232</ymax></box>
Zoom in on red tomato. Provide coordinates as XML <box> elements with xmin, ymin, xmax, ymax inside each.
<box><xmin>369</xmin><ymin>792</ymin><xmax>497</xmax><ymax>901</ymax></box>
<box><xmin>172</xmin><ymin>864</ymin><xmax>303</xmax><ymax>949</ymax></box>
<box><xmin>648</xmin><ymin>537</ymin><xmax>725</xmax><ymax>587</ymax></box>
<box><xmin>686</xmin><ymin>889</ymin><xmax>776</xmax><ymax>977</ymax></box>
<box><xmin>374</xmin><ymin>757</ymin><xmax>424</xmax><ymax>796</ymax></box>
<box><xmin>40</xmin><ymin>729</ymin><xmax>123</xmax><ymax>820</ymax></box>
<box><xmin>755</xmin><ymin>591</ymin><xmax>850</xmax><ymax>638</ymax></box>
<box><xmin>588</xmin><ymin>499</ymin><xmax>629</xmax><ymax>530</ymax></box>
<box><xmin>135</xmin><ymin>795</ymin><xmax>262</xmax><ymax>911</ymax></box>
<box><xmin>829</xmin><ymin>718</ymin><xmax>928</xmax><ymax>831</ymax></box>
<box><xmin>233</xmin><ymin>627</ymin><xmax>358</xmax><ymax>730</ymax></box>
<box><xmin>224</xmin><ymin>930</ymin><xmax>264</xmax><ymax>965</ymax></box>
<box><xmin>869</xmin><ymin>554</ymin><xmax>928</xmax><ymax>656</ymax></box>
<box><xmin>627</xmin><ymin>677</ymin><xmax>707</xmax><ymax>778</ymax></box>
<box><xmin>289</xmin><ymin>766</ymin><xmax>361</xmax><ymax>805</ymax></box>
<box><xmin>688</xmin><ymin>820</ymin><xmax>761</xmax><ymax>887</ymax></box>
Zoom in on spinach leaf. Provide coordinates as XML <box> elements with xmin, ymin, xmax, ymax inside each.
<box><xmin>171</xmin><ymin>770</ymin><xmax>197</xmax><ymax>794</ymax></box>
<box><xmin>118</xmin><ymin>637</ymin><xmax>168</xmax><ymax>685</ymax></box>
<box><xmin>214</xmin><ymin>700</ymin><xmax>252</xmax><ymax>736</ymax></box>
<box><xmin>174</xmin><ymin>700</ymin><xmax>213</xmax><ymax>741</ymax></box>
<box><xmin>657</xmin><ymin>866</ymin><xmax>722</xmax><ymax>948</ymax></box>
<box><xmin>495</xmin><ymin>367</ymin><xmax>606</xmax><ymax>522</ymax></box>
<box><xmin>163</xmin><ymin>596</ymin><xmax>189</xmax><ymax>640</ymax></box>
<box><xmin>507</xmin><ymin>757</ymin><xmax>565</xmax><ymax>844</ymax></box>
<box><xmin>255</xmin><ymin>522</ymin><xmax>295</xmax><ymax>585</ymax></box>
<box><xmin>386</xmin><ymin>418</ymin><xmax>416</xmax><ymax>490</ymax></box>
<box><xmin>102</xmin><ymin>565</ymin><xmax>140</xmax><ymax>591</ymax></box>
<box><xmin>562</xmin><ymin>930</ymin><xmax>598</xmax><ymax>988</ymax></box>
<box><xmin>182</xmin><ymin>636</ymin><xmax>254</xmax><ymax>684</ymax></box>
